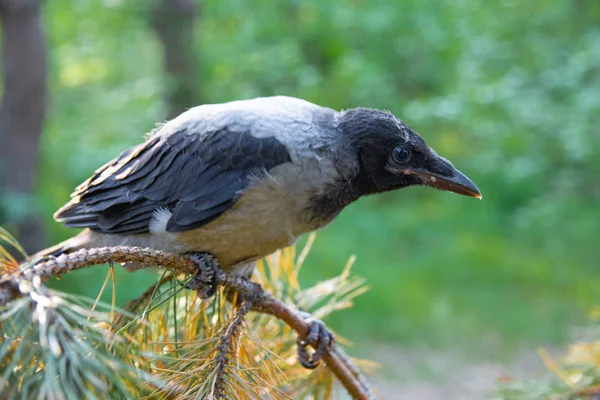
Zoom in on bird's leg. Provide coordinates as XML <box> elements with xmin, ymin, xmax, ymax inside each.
<box><xmin>183</xmin><ymin>252</ymin><xmax>219</xmax><ymax>299</ymax></box>
<box><xmin>294</xmin><ymin>310</ymin><xmax>336</xmax><ymax>369</ymax></box>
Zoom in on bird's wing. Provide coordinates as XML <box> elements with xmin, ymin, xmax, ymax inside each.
<box><xmin>54</xmin><ymin>126</ymin><xmax>291</xmax><ymax>234</ymax></box>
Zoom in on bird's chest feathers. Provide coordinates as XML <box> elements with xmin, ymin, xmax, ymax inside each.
<box><xmin>177</xmin><ymin>161</ymin><xmax>337</xmax><ymax>267</ymax></box>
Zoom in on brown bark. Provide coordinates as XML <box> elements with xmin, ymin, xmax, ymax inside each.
<box><xmin>0</xmin><ymin>0</ymin><xmax>47</xmax><ymax>254</ymax></box>
<box><xmin>151</xmin><ymin>0</ymin><xmax>200</xmax><ymax>119</ymax></box>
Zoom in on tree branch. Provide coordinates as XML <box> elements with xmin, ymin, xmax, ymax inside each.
<box><xmin>0</xmin><ymin>246</ymin><xmax>376</xmax><ymax>400</ymax></box>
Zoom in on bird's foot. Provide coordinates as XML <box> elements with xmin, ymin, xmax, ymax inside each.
<box><xmin>184</xmin><ymin>252</ymin><xmax>220</xmax><ymax>299</ymax></box>
<box><xmin>295</xmin><ymin>311</ymin><xmax>335</xmax><ymax>369</ymax></box>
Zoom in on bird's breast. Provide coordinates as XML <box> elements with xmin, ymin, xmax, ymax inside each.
<box><xmin>175</xmin><ymin>161</ymin><xmax>338</xmax><ymax>270</ymax></box>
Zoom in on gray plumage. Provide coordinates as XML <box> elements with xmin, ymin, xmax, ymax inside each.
<box><xmin>40</xmin><ymin>96</ymin><xmax>481</xmax><ymax>275</ymax></box>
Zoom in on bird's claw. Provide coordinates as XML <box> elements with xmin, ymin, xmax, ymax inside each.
<box><xmin>296</xmin><ymin>311</ymin><xmax>335</xmax><ymax>369</ymax></box>
<box><xmin>184</xmin><ymin>252</ymin><xmax>219</xmax><ymax>299</ymax></box>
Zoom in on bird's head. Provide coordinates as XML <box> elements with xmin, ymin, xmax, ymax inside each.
<box><xmin>338</xmin><ymin>107</ymin><xmax>482</xmax><ymax>199</ymax></box>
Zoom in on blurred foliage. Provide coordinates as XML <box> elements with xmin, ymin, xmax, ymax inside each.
<box><xmin>495</xmin><ymin>323</ymin><xmax>600</xmax><ymax>399</ymax></box>
<box><xmin>19</xmin><ymin>0</ymin><xmax>600</xmax><ymax>356</ymax></box>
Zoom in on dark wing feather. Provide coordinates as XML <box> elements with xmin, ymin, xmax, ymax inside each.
<box><xmin>54</xmin><ymin>127</ymin><xmax>291</xmax><ymax>234</ymax></box>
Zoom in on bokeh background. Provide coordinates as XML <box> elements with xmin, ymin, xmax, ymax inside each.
<box><xmin>1</xmin><ymin>0</ymin><xmax>598</xmax><ymax>396</ymax></box>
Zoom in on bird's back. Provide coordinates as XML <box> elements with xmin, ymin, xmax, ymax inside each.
<box><xmin>154</xmin><ymin>96</ymin><xmax>339</xmax><ymax>161</ymax></box>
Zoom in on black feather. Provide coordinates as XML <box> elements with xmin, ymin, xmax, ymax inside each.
<box><xmin>55</xmin><ymin>126</ymin><xmax>291</xmax><ymax>234</ymax></box>
<box><xmin>168</xmin><ymin>199</ymin><xmax>235</xmax><ymax>231</ymax></box>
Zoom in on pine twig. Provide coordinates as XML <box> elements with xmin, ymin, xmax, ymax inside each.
<box><xmin>0</xmin><ymin>246</ymin><xmax>376</xmax><ymax>400</ymax></box>
<box><xmin>212</xmin><ymin>300</ymin><xmax>251</xmax><ymax>399</ymax></box>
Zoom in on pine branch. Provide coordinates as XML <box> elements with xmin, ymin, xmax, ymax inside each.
<box><xmin>0</xmin><ymin>246</ymin><xmax>376</xmax><ymax>399</ymax></box>
<box><xmin>212</xmin><ymin>300</ymin><xmax>251</xmax><ymax>398</ymax></box>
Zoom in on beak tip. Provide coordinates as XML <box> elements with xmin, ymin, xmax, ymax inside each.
<box><xmin>449</xmin><ymin>169</ymin><xmax>481</xmax><ymax>200</ymax></box>
<box><xmin>416</xmin><ymin>168</ymin><xmax>482</xmax><ymax>200</ymax></box>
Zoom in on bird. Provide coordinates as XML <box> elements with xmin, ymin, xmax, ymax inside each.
<box><xmin>31</xmin><ymin>95</ymin><xmax>481</xmax><ymax>368</ymax></box>
<box><xmin>35</xmin><ymin>95</ymin><xmax>481</xmax><ymax>275</ymax></box>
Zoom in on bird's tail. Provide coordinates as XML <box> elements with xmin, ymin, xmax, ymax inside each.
<box><xmin>27</xmin><ymin>230</ymin><xmax>92</xmax><ymax>263</ymax></box>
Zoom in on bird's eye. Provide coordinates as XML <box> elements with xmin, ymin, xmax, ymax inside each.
<box><xmin>392</xmin><ymin>146</ymin><xmax>411</xmax><ymax>164</ymax></box>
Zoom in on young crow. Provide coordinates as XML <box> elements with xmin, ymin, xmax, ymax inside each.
<box><xmin>35</xmin><ymin>96</ymin><xmax>481</xmax><ymax>366</ymax></box>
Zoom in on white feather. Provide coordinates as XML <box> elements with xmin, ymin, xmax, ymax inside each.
<box><xmin>149</xmin><ymin>207</ymin><xmax>172</xmax><ymax>233</ymax></box>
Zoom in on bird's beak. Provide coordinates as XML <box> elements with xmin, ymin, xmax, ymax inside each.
<box><xmin>414</xmin><ymin>167</ymin><xmax>482</xmax><ymax>199</ymax></box>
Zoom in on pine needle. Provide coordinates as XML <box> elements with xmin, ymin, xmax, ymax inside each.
<box><xmin>1</xmin><ymin>229</ymin><xmax>372</xmax><ymax>399</ymax></box>
<box><xmin>0</xmin><ymin>227</ymin><xmax>23</xmax><ymax>275</ymax></box>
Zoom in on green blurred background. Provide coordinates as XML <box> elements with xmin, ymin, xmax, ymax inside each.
<box><xmin>1</xmin><ymin>0</ymin><xmax>599</xmax><ymax>370</ymax></box>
